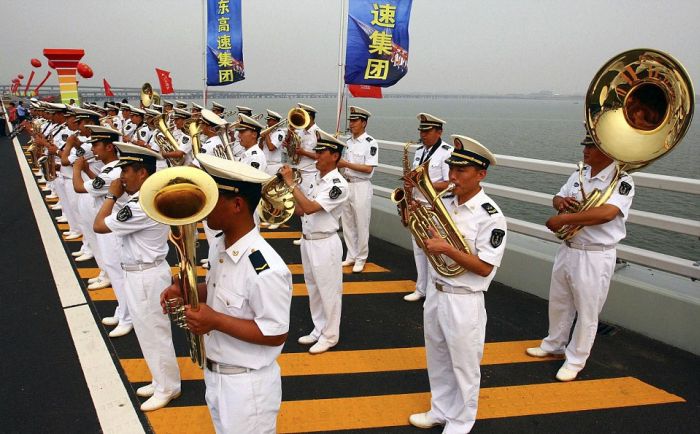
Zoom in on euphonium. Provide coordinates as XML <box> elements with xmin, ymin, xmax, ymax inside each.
<box><xmin>140</xmin><ymin>166</ymin><xmax>219</xmax><ymax>369</ymax></box>
<box><xmin>140</xmin><ymin>82</ymin><xmax>161</xmax><ymax>108</ymax></box>
<box><xmin>257</xmin><ymin>168</ymin><xmax>302</xmax><ymax>226</ymax></box>
<box><xmin>284</xmin><ymin>107</ymin><xmax>311</xmax><ymax>165</ymax></box>
<box><xmin>556</xmin><ymin>48</ymin><xmax>694</xmax><ymax>240</ymax></box>
<box><xmin>184</xmin><ymin>119</ymin><xmax>203</xmax><ymax>157</ymax></box>
<box><xmin>154</xmin><ymin>114</ymin><xmax>186</xmax><ymax>166</ymax></box>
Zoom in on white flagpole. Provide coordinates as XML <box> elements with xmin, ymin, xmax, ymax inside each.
<box><xmin>202</xmin><ymin>0</ymin><xmax>207</xmax><ymax>105</ymax></box>
<box><xmin>335</xmin><ymin>0</ymin><xmax>348</xmax><ymax>134</ymax></box>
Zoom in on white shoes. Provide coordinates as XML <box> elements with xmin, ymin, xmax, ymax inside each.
<box><xmin>403</xmin><ymin>291</ymin><xmax>424</xmax><ymax>302</ymax></box>
<box><xmin>297</xmin><ymin>335</ymin><xmax>318</xmax><ymax>345</ymax></box>
<box><xmin>309</xmin><ymin>341</ymin><xmax>333</xmax><ymax>355</ymax></box>
<box><xmin>55</xmin><ymin>216</ymin><xmax>68</xmax><ymax>223</ymax></box>
<box><xmin>64</xmin><ymin>232</ymin><xmax>82</xmax><ymax>240</ymax></box>
<box><xmin>140</xmin><ymin>391</ymin><xmax>181</xmax><ymax>412</ymax></box>
<box><xmin>50</xmin><ymin>204</ymin><xmax>62</xmax><ymax>210</ymax></box>
<box><xmin>352</xmin><ymin>262</ymin><xmax>365</xmax><ymax>273</ymax></box>
<box><xmin>101</xmin><ymin>316</ymin><xmax>119</xmax><ymax>326</ymax></box>
<box><xmin>87</xmin><ymin>272</ymin><xmax>105</xmax><ymax>283</ymax></box>
<box><xmin>408</xmin><ymin>412</ymin><xmax>443</xmax><ymax>429</ymax></box>
<box><xmin>75</xmin><ymin>253</ymin><xmax>94</xmax><ymax>262</ymax></box>
<box><xmin>88</xmin><ymin>277</ymin><xmax>111</xmax><ymax>290</ymax></box>
<box><xmin>341</xmin><ymin>258</ymin><xmax>355</xmax><ymax>267</ymax></box>
<box><xmin>108</xmin><ymin>323</ymin><xmax>133</xmax><ymax>338</ymax></box>
<box><xmin>293</xmin><ymin>238</ymin><xmax>302</xmax><ymax>246</ymax></box>
<box><xmin>526</xmin><ymin>347</ymin><xmax>552</xmax><ymax>358</ymax></box>
<box><xmin>199</xmin><ymin>258</ymin><xmax>209</xmax><ymax>264</ymax></box>
<box><xmin>45</xmin><ymin>193</ymin><xmax>57</xmax><ymax>198</ymax></box>
<box><xmin>136</xmin><ymin>383</ymin><xmax>155</xmax><ymax>398</ymax></box>
<box><xmin>556</xmin><ymin>366</ymin><xmax>578</xmax><ymax>382</ymax></box>
<box><xmin>71</xmin><ymin>251</ymin><xmax>84</xmax><ymax>257</ymax></box>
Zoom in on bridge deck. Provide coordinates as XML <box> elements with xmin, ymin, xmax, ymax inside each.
<box><xmin>2</xmin><ymin>132</ymin><xmax>698</xmax><ymax>433</ymax></box>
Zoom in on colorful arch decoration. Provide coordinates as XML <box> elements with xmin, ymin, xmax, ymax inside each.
<box><xmin>43</xmin><ymin>48</ymin><xmax>85</xmax><ymax>104</ymax></box>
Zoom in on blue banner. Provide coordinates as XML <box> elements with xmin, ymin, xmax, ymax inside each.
<box><xmin>206</xmin><ymin>0</ymin><xmax>244</xmax><ymax>86</ymax></box>
<box><xmin>344</xmin><ymin>0</ymin><xmax>412</xmax><ymax>87</ymax></box>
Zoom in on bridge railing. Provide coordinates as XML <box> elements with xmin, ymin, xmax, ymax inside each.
<box><xmin>372</xmin><ymin>140</ymin><xmax>700</xmax><ymax>280</ymax></box>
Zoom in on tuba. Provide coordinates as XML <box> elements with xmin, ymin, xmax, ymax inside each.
<box><xmin>556</xmin><ymin>49</ymin><xmax>694</xmax><ymax>240</ymax></box>
<box><xmin>391</xmin><ymin>142</ymin><xmax>471</xmax><ymax>277</ymax></box>
<box><xmin>140</xmin><ymin>82</ymin><xmax>161</xmax><ymax>108</ymax></box>
<box><xmin>257</xmin><ymin>168</ymin><xmax>302</xmax><ymax>226</ymax></box>
<box><xmin>154</xmin><ymin>114</ymin><xmax>186</xmax><ymax>166</ymax></box>
<box><xmin>140</xmin><ymin>166</ymin><xmax>219</xmax><ymax>368</ymax></box>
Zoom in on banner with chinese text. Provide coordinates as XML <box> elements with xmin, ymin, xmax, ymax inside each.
<box><xmin>344</xmin><ymin>0</ymin><xmax>412</xmax><ymax>87</ymax></box>
<box><xmin>206</xmin><ymin>0</ymin><xmax>244</xmax><ymax>86</ymax></box>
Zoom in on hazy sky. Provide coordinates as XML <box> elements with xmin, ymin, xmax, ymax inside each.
<box><xmin>2</xmin><ymin>0</ymin><xmax>699</xmax><ymax>95</ymax></box>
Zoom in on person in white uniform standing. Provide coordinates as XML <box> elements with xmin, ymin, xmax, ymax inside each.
<box><xmin>526</xmin><ymin>132</ymin><xmax>635</xmax><ymax>382</ymax></box>
<box><xmin>404</xmin><ymin>113</ymin><xmax>453</xmax><ymax>302</ymax></box>
<box><xmin>93</xmin><ymin>143</ymin><xmax>181</xmax><ymax>412</ymax></box>
<box><xmin>162</xmin><ymin>155</ymin><xmax>292</xmax><ymax>434</ymax></box>
<box><xmin>280</xmin><ymin>129</ymin><xmax>349</xmax><ymax>354</ymax></box>
<box><xmin>260</xmin><ymin>109</ymin><xmax>285</xmax><ymax>176</ymax></box>
<box><xmin>235</xmin><ymin>114</ymin><xmax>267</xmax><ymax>172</ymax></box>
<box><xmin>409</xmin><ymin>136</ymin><xmax>506</xmax><ymax>434</ymax></box>
<box><xmin>338</xmin><ymin>106</ymin><xmax>379</xmax><ymax>273</ymax></box>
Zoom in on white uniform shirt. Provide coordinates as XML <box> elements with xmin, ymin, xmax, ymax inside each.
<box><xmin>148</xmin><ymin>132</ymin><xmax>170</xmax><ymax>171</ymax></box>
<box><xmin>173</xmin><ymin>129</ymin><xmax>194</xmax><ymax>166</ymax></box>
<box><xmin>262</xmin><ymin>127</ymin><xmax>285</xmax><ymax>165</ymax></box>
<box><xmin>432</xmin><ymin>189</ymin><xmax>507</xmax><ymax>292</ymax></box>
<box><xmin>122</xmin><ymin>120</ymin><xmax>136</xmax><ymax>138</ymax></box>
<box><xmin>239</xmin><ymin>146</ymin><xmax>267</xmax><ymax>172</ymax></box>
<box><xmin>104</xmin><ymin>192</ymin><xmax>170</xmax><ymax>265</ymax></box>
<box><xmin>557</xmin><ymin>162</ymin><xmax>634</xmax><ymax>245</ymax></box>
<box><xmin>83</xmin><ymin>161</ymin><xmax>123</xmax><ymax>209</ymax></box>
<box><xmin>343</xmin><ymin>132</ymin><xmax>379</xmax><ymax>180</ymax></box>
<box><xmin>133</xmin><ymin>124</ymin><xmax>153</xmax><ymax>146</ymax></box>
<box><xmin>56</xmin><ymin>128</ymin><xmax>77</xmax><ymax>178</ymax></box>
<box><xmin>301</xmin><ymin>168</ymin><xmax>349</xmax><ymax>235</ymax></box>
<box><xmin>204</xmin><ymin>229</ymin><xmax>293</xmax><ymax>369</ymax></box>
<box><xmin>295</xmin><ymin>124</ymin><xmax>320</xmax><ymax>173</ymax></box>
<box><xmin>201</xmin><ymin>135</ymin><xmax>224</xmax><ymax>156</ymax></box>
<box><xmin>412</xmin><ymin>139</ymin><xmax>453</xmax><ymax>202</ymax></box>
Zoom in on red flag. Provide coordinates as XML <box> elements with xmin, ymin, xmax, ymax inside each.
<box><xmin>348</xmin><ymin>84</ymin><xmax>382</xmax><ymax>99</ymax></box>
<box><xmin>155</xmin><ymin>68</ymin><xmax>174</xmax><ymax>95</ymax></box>
<box><xmin>103</xmin><ymin>78</ymin><xmax>114</xmax><ymax>97</ymax></box>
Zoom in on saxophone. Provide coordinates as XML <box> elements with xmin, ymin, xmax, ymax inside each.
<box><xmin>391</xmin><ymin>142</ymin><xmax>471</xmax><ymax>277</ymax></box>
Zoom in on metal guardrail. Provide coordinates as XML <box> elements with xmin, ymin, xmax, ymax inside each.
<box><xmin>373</xmin><ymin>139</ymin><xmax>700</xmax><ymax>280</ymax></box>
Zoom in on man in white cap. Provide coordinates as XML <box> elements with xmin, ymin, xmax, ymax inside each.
<box><xmin>259</xmin><ymin>109</ymin><xmax>285</xmax><ymax>176</ymax></box>
<box><xmin>191</xmin><ymin>102</ymin><xmax>204</xmax><ymax>119</ymax></box>
<box><xmin>161</xmin><ymin>108</ymin><xmax>194</xmax><ymax>166</ymax></box>
<box><xmin>409</xmin><ymin>135</ymin><xmax>506</xmax><ymax>434</ymax></box>
<box><xmin>93</xmin><ymin>143</ymin><xmax>181</xmax><ymax>412</ymax></box>
<box><xmin>199</xmin><ymin>109</ymin><xmax>228</xmax><ymax>157</ymax></box>
<box><xmin>279</xmin><ymin>129</ymin><xmax>349</xmax><ymax>354</ymax></box>
<box><xmin>235</xmin><ymin>105</ymin><xmax>253</xmax><ymax>117</ymax></box>
<box><xmin>404</xmin><ymin>113</ymin><xmax>454</xmax><ymax>302</ymax></box>
<box><xmin>338</xmin><ymin>106</ymin><xmax>379</xmax><ymax>273</ymax></box>
<box><xmin>161</xmin><ymin>155</ymin><xmax>292</xmax><ymax>434</ymax></box>
<box><xmin>526</xmin><ymin>131</ymin><xmax>635</xmax><ymax>382</ymax></box>
<box><xmin>211</xmin><ymin>101</ymin><xmax>226</xmax><ymax>117</ymax></box>
<box><xmin>124</xmin><ymin>107</ymin><xmax>152</xmax><ymax>148</ymax></box>
<box><xmin>175</xmin><ymin>100</ymin><xmax>188</xmax><ymax>109</ymax></box>
<box><xmin>235</xmin><ymin>114</ymin><xmax>267</xmax><ymax>172</ymax></box>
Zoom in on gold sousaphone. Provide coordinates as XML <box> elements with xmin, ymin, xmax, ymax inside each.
<box><xmin>140</xmin><ymin>82</ymin><xmax>161</xmax><ymax>108</ymax></box>
<box><xmin>556</xmin><ymin>48</ymin><xmax>694</xmax><ymax>240</ymax></box>
<box><xmin>140</xmin><ymin>166</ymin><xmax>219</xmax><ymax>368</ymax></box>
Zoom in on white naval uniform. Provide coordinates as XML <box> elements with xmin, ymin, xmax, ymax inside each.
<box><xmin>133</xmin><ymin>123</ymin><xmax>153</xmax><ymax>147</ymax></box>
<box><xmin>122</xmin><ymin>119</ymin><xmax>136</xmax><ymax>139</ymax></box>
<box><xmin>299</xmin><ymin>169</ymin><xmax>348</xmax><ymax>347</ymax></box>
<box><xmin>294</xmin><ymin>124</ymin><xmax>320</xmax><ymax>194</ymax></box>
<box><xmin>148</xmin><ymin>132</ymin><xmax>170</xmax><ymax>172</ymax></box>
<box><xmin>341</xmin><ymin>132</ymin><xmax>378</xmax><ymax>266</ymax></box>
<box><xmin>54</xmin><ymin>128</ymin><xmax>82</xmax><ymax>236</ymax></box>
<box><xmin>204</xmin><ymin>229</ymin><xmax>292</xmax><ymax>434</ymax></box>
<box><xmin>104</xmin><ymin>193</ymin><xmax>181</xmax><ymax>400</ymax></box>
<box><xmin>424</xmin><ymin>189</ymin><xmax>506</xmax><ymax>434</ymax></box>
<box><xmin>69</xmin><ymin>137</ymin><xmax>101</xmax><ymax>257</ymax></box>
<box><xmin>540</xmin><ymin>163</ymin><xmax>634</xmax><ymax>373</ymax></box>
<box><xmin>262</xmin><ymin>127</ymin><xmax>285</xmax><ymax>176</ymax></box>
<box><xmin>172</xmin><ymin>128</ymin><xmax>194</xmax><ymax>166</ymax></box>
<box><xmin>83</xmin><ymin>161</ymin><xmax>132</xmax><ymax>327</ymax></box>
<box><xmin>200</xmin><ymin>135</ymin><xmax>228</xmax><ymax>245</ymax></box>
<box><xmin>411</xmin><ymin>139</ymin><xmax>453</xmax><ymax>297</ymax></box>
<box><xmin>238</xmin><ymin>145</ymin><xmax>267</xmax><ymax>172</ymax></box>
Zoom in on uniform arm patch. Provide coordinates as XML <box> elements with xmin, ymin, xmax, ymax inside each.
<box><xmin>481</xmin><ymin>203</ymin><xmax>498</xmax><ymax>215</ymax></box>
<box><xmin>182</xmin><ymin>136</ymin><xmax>190</xmax><ymax>144</ymax></box>
<box><xmin>370</xmin><ymin>146</ymin><xmax>377</xmax><ymax>156</ymax></box>
<box><xmin>490</xmin><ymin>229</ymin><xmax>505</xmax><ymax>248</ymax></box>
<box><xmin>92</xmin><ymin>177</ymin><xmax>105</xmax><ymax>189</ymax></box>
<box><xmin>619</xmin><ymin>181</ymin><xmax>632</xmax><ymax>195</ymax></box>
<box><xmin>251</xmin><ymin>162</ymin><xmax>260</xmax><ymax>169</ymax></box>
<box><xmin>249</xmin><ymin>250</ymin><xmax>270</xmax><ymax>274</ymax></box>
<box><xmin>329</xmin><ymin>185</ymin><xmax>342</xmax><ymax>199</ymax></box>
<box><xmin>116</xmin><ymin>205</ymin><xmax>132</xmax><ymax>222</ymax></box>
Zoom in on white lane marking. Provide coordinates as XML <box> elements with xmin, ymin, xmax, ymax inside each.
<box><xmin>9</xmin><ymin>127</ymin><xmax>145</xmax><ymax>434</ymax></box>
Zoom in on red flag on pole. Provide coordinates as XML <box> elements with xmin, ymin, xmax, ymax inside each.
<box><xmin>348</xmin><ymin>84</ymin><xmax>382</xmax><ymax>99</ymax></box>
<box><xmin>155</xmin><ymin>68</ymin><xmax>174</xmax><ymax>95</ymax></box>
<box><xmin>103</xmin><ymin>78</ymin><xmax>114</xmax><ymax>97</ymax></box>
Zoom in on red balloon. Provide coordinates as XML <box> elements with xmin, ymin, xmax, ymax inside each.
<box><xmin>31</xmin><ymin>58</ymin><xmax>42</xmax><ymax>68</ymax></box>
<box><xmin>18</xmin><ymin>74</ymin><xmax>24</xmax><ymax>79</ymax></box>
<box><xmin>77</xmin><ymin>63</ymin><xmax>93</xmax><ymax>79</ymax></box>
<box><xmin>47</xmin><ymin>60</ymin><xmax>56</xmax><ymax>69</ymax></box>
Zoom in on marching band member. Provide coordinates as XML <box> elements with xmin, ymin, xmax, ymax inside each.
<box><xmin>120</xmin><ymin>104</ymin><xmax>134</xmax><ymax>137</ymax></box>
<box><xmin>526</xmin><ymin>132</ymin><xmax>635</xmax><ymax>382</ymax></box>
<box><xmin>235</xmin><ymin>106</ymin><xmax>253</xmax><ymax>117</ymax></box>
<box><xmin>279</xmin><ymin>129</ymin><xmax>348</xmax><ymax>354</ymax></box>
<box><xmin>235</xmin><ymin>114</ymin><xmax>267</xmax><ymax>172</ymax></box>
<box><xmin>161</xmin><ymin>156</ymin><xmax>292</xmax><ymax>434</ymax></box>
<box><xmin>191</xmin><ymin>102</ymin><xmax>204</xmax><ymax>119</ymax></box>
<box><xmin>162</xmin><ymin>108</ymin><xmax>194</xmax><ymax>166</ymax></box>
<box><xmin>143</xmin><ymin>108</ymin><xmax>169</xmax><ymax>171</ymax></box>
<box><xmin>338</xmin><ymin>106</ymin><xmax>379</xmax><ymax>273</ymax></box>
<box><xmin>55</xmin><ymin>106</ymin><xmax>84</xmax><ymax>242</ymax></box>
<box><xmin>125</xmin><ymin>107</ymin><xmax>152</xmax><ymax>148</ymax></box>
<box><xmin>175</xmin><ymin>100</ymin><xmax>188</xmax><ymax>110</ymax></box>
<box><xmin>162</xmin><ymin>100</ymin><xmax>174</xmax><ymax>116</ymax></box>
<box><xmin>211</xmin><ymin>101</ymin><xmax>226</xmax><ymax>118</ymax></box>
<box><xmin>404</xmin><ymin>113</ymin><xmax>453</xmax><ymax>302</ymax></box>
<box><xmin>93</xmin><ymin>143</ymin><xmax>181</xmax><ymax>411</ymax></box>
<box><xmin>409</xmin><ymin>136</ymin><xmax>506</xmax><ymax>434</ymax></box>
<box><xmin>260</xmin><ymin>109</ymin><xmax>285</xmax><ymax>176</ymax></box>
<box><xmin>287</xmin><ymin>103</ymin><xmax>320</xmax><ymax>246</ymax></box>
<box><xmin>72</xmin><ymin>126</ymin><xmax>133</xmax><ymax>337</ymax></box>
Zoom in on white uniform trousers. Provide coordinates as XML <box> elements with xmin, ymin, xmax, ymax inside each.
<box><xmin>123</xmin><ymin>262</ymin><xmax>180</xmax><ymax>399</ymax></box>
<box><xmin>300</xmin><ymin>234</ymin><xmax>343</xmax><ymax>346</ymax></box>
<box><xmin>341</xmin><ymin>180</ymin><xmax>372</xmax><ymax>264</ymax></box>
<box><xmin>205</xmin><ymin>361</ymin><xmax>281</xmax><ymax>434</ymax></box>
<box><xmin>424</xmin><ymin>286</ymin><xmax>486</xmax><ymax>434</ymax></box>
<box><xmin>53</xmin><ymin>176</ymin><xmax>81</xmax><ymax>234</ymax></box>
<box><xmin>76</xmin><ymin>195</ymin><xmax>100</xmax><ymax>262</ymax></box>
<box><xmin>540</xmin><ymin>244</ymin><xmax>616</xmax><ymax>372</ymax></box>
<box><xmin>96</xmin><ymin>232</ymin><xmax>132</xmax><ymax>326</ymax></box>
<box><xmin>412</xmin><ymin>237</ymin><xmax>433</xmax><ymax>297</ymax></box>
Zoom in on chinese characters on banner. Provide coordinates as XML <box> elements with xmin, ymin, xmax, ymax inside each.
<box><xmin>345</xmin><ymin>0</ymin><xmax>412</xmax><ymax>87</ymax></box>
<box><xmin>206</xmin><ymin>0</ymin><xmax>244</xmax><ymax>86</ymax></box>
<box><xmin>155</xmin><ymin>68</ymin><xmax>174</xmax><ymax>94</ymax></box>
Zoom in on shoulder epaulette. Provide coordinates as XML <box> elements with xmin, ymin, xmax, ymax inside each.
<box><xmin>481</xmin><ymin>203</ymin><xmax>498</xmax><ymax>215</ymax></box>
<box><xmin>441</xmin><ymin>144</ymin><xmax>450</xmax><ymax>150</ymax></box>
<box><xmin>248</xmin><ymin>249</ymin><xmax>270</xmax><ymax>274</ymax></box>
<box><xmin>128</xmin><ymin>197</ymin><xmax>139</xmax><ymax>203</ymax></box>
<box><xmin>332</xmin><ymin>178</ymin><xmax>341</xmax><ymax>184</ymax></box>
<box><xmin>366</xmin><ymin>136</ymin><xmax>374</xmax><ymax>142</ymax></box>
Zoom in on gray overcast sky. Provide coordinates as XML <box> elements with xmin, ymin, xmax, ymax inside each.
<box><xmin>1</xmin><ymin>0</ymin><xmax>699</xmax><ymax>95</ymax></box>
